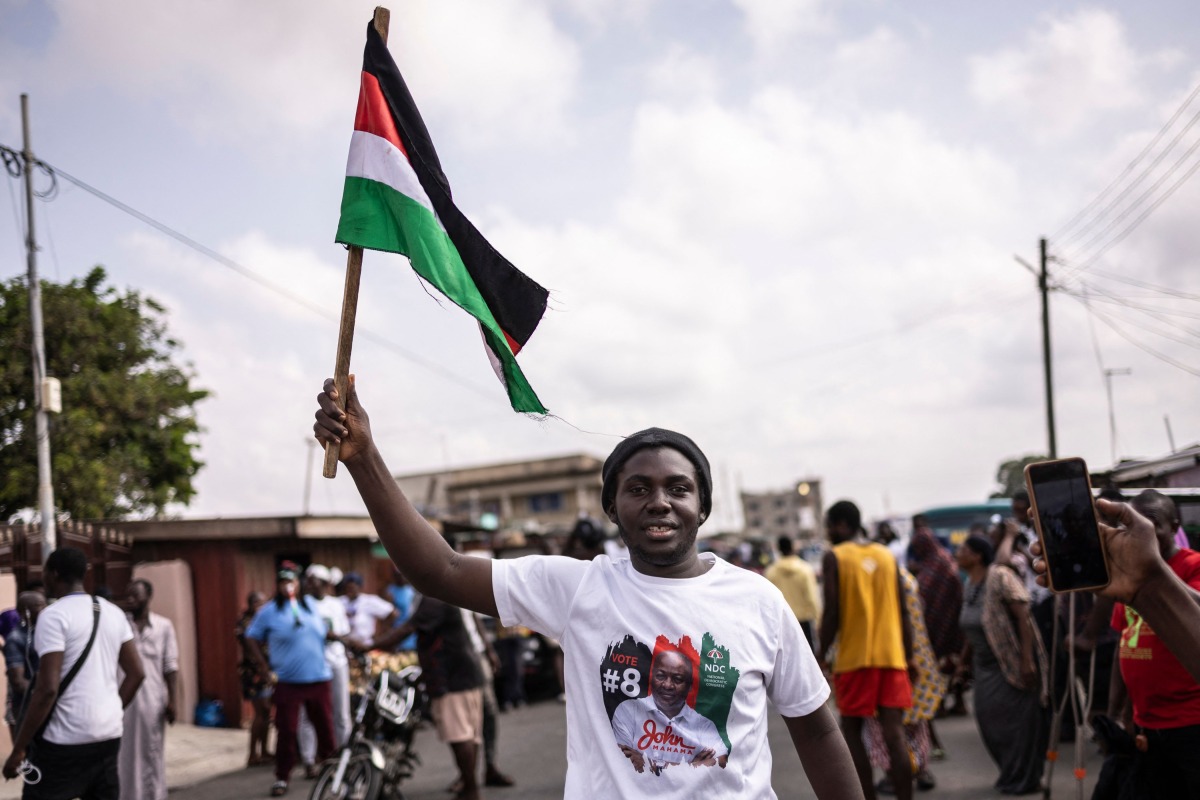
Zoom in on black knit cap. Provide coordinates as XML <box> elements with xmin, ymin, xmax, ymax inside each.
<box><xmin>601</xmin><ymin>428</ymin><xmax>712</xmax><ymax>518</ymax></box>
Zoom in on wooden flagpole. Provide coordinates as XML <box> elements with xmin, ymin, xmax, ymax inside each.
<box><xmin>324</xmin><ymin>6</ymin><xmax>390</xmax><ymax>479</ymax></box>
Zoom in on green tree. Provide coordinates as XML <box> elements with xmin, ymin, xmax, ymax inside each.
<box><xmin>991</xmin><ymin>455</ymin><xmax>1047</xmax><ymax>499</ymax></box>
<box><xmin>0</xmin><ymin>267</ymin><xmax>208</xmax><ymax>520</ymax></box>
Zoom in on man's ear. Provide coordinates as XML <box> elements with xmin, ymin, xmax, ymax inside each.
<box><xmin>605</xmin><ymin>504</ymin><xmax>617</xmax><ymax>525</ymax></box>
<box><xmin>699</xmin><ymin>512</ymin><xmax>708</xmax><ymax>524</ymax></box>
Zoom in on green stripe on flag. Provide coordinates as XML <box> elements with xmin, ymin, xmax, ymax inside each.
<box><xmin>337</xmin><ymin>177</ymin><xmax>546</xmax><ymax>414</ymax></box>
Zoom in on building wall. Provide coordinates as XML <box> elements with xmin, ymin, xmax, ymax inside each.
<box><xmin>132</xmin><ymin>560</ymin><xmax>198</xmax><ymax>725</ymax></box>
<box><xmin>397</xmin><ymin>454</ymin><xmax>605</xmax><ymax>532</ymax></box>
<box><xmin>1165</xmin><ymin>464</ymin><xmax>1200</xmax><ymax>488</ymax></box>
<box><xmin>741</xmin><ymin>480</ymin><xmax>824</xmax><ymax>544</ymax></box>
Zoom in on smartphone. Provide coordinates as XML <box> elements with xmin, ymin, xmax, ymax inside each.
<box><xmin>1024</xmin><ymin>457</ymin><xmax>1110</xmax><ymax>593</ymax></box>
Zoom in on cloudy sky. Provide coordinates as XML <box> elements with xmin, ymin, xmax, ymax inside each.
<box><xmin>2</xmin><ymin>0</ymin><xmax>1199</xmax><ymax>529</ymax></box>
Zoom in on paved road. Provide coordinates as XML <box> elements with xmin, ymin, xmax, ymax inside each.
<box><xmin>171</xmin><ymin>698</ymin><xmax>1101</xmax><ymax>799</ymax></box>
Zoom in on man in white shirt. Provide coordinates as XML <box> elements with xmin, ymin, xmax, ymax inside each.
<box><xmin>338</xmin><ymin>573</ymin><xmax>397</xmax><ymax>651</ymax></box>
<box><xmin>2</xmin><ymin>547</ymin><xmax>145</xmax><ymax>800</ymax></box>
<box><xmin>298</xmin><ymin>564</ymin><xmax>352</xmax><ymax>775</ymax></box>
<box><xmin>314</xmin><ymin>378</ymin><xmax>863</xmax><ymax>800</ymax></box>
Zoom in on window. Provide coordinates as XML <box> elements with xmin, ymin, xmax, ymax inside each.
<box><xmin>527</xmin><ymin>492</ymin><xmax>565</xmax><ymax>512</ymax></box>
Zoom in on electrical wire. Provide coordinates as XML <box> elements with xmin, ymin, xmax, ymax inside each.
<box><xmin>1073</xmin><ymin>289</ymin><xmax>1200</xmax><ymax>322</ymax></box>
<box><xmin>1084</xmin><ymin>266</ymin><xmax>1200</xmax><ymax>302</ymax></box>
<box><xmin>750</xmin><ymin>290</ymin><xmax>1027</xmax><ymax>367</ymax></box>
<box><xmin>1053</xmin><ymin>80</ymin><xmax>1200</xmax><ymax>244</ymax></box>
<box><xmin>1066</xmin><ymin>133</ymin><xmax>1200</xmax><ymax>266</ymax></box>
<box><xmin>1060</xmin><ymin>290</ymin><xmax>1200</xmax><ymax>356</ymax></box>
<box><xmin>16</xmin><ymin>155</ymin><xmax>505</xmax><ymax>404</ymax></box>
<box><xmin>1078</xmin><ymin>300</ymin><xmax>1200</xmax><ymax>349</ymax></box>
<box><xmin>1065</xmin><ymin>292</ymin><xmax>1200</xmax><ymax>378</ymax></box>
<box><xmin>1060</xmin><ymin>104</ymin><xmax>1200</xmax><ymax>253</ymax></box>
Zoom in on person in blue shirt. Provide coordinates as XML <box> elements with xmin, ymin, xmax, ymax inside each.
<box><xmin>245</xmin><ymin>565</ymin><xmax>336</xmax><ymax>797</ymax></box>
<box><xmin>4</xmin><ymin>590</ymin><xmax>46</xmax><ymax>738</ymax></box>
<box><xmin>384</xmin><ymin>569</ymin><xmax>418</xmax><ymax>651</ymax></box>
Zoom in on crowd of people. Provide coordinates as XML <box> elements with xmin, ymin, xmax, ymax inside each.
<box><xmin>2</xmin><ymin>382</ymin><xmax>1192</xmax><ymax>800</ymax></box>
<box><xmin>759</xmin><ymin>487</ymin><xmax>1200</xmax><ymax>799</ymax></box>
<box><xmin>235</xmin><ymin>561</ymin><xmax>519</xmax><ymax>797</ymax></box>
<box><xmin>309</xmin><ymin>375</ymin><xmax>1200</xmax><ymax>800</ymax></box>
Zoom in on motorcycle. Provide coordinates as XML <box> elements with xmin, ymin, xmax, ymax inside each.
<box><xmin>310</xmin><ymin>664</ymin><xmax>426</xmax><ymax>800</ymax></box>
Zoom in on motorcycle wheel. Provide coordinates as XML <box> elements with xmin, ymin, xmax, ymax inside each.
<box><xmin>309</xmin><ymin>754</ymin><xmax>383</xmax><ymax>800</ymax></box>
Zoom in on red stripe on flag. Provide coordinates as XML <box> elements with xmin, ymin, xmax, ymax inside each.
<box><xmin>354</xmin><ymin>72</ymin><xmax>407</xmax><ymax>157</ymax></box>
<box><xmin>503</xmin><ymin>330</ymin><xmax>521</xmax><ymax>355</ymax></box>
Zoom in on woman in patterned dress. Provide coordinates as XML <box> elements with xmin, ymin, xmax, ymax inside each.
<box><xmin>866</xmin><ymin>568</ymin><xmax>946</xmax><ymax>792</ymax></box>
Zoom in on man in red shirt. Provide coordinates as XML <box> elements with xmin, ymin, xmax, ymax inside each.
<box><xmin>1110</xmin><ymin>489</ymin><xmax>1200</xmax><ymax>796</ymax></box>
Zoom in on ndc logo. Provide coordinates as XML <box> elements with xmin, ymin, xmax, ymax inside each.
<box><xmin>706</xmin><ymin>649</ymin><xmax>724</xmax><ymax>660</ymax></box>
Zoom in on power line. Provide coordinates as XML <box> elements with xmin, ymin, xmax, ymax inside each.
<box><xmin>751</xmin><ymin>290</ymin><xmax>1027</xmax><ymax>368</ymax></box>
<box><xmin>1061</xmin><ymin>105</ymin><xmax>1200</xmax><ymax>252</ymax></box>
<box><xmin>10</xmin><ymin>155</ymin><xmax>505</xmax><ymax>404</ymax></box>
<box><xmin>1066</xmin><ymin>133</ymin><xmax>1200</xmax><ymax>266</ymax></box>
<box><xmin>1077</xmin><ymin>297</ymin><xmax>1200</xmax><ymax>349</ymax></box>
<box><xmin>1066</xmin><ymin>292</ymin><xmax>1200</xmax><ymax>378</ymax></box>
<box><xmin>1077</xmin><ymin>265</ymin><xmax>1200</xmax><ymax>302</ymax></box>
<box><xmin>1054</xmin><ymin>80</ymin><xmax>1200</xmax><ymax>244</ymax></box>
<box><xmin>1072</xmin><ymin>288</ymin><xmax>1200</xmax><ymax>322</ymax></box>
<box><xmin>1060</xmin><ymin>281</ymin><xmax>1200</xmax><ymax>345</ymax></box>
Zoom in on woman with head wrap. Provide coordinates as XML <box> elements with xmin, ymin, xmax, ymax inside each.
<box><xmin>908</xmin><ymin>526</ymin><xmax>963</xmax><ymax>663</ymax></box>
<box><xmin>906</xmin><ymin>525</ymin><xmax>965</xmax><ymax>757</ymax></box>
<box><xmin>956</xmin><ymin>536</ymin><xmax>1050</xmax><ymax>795</ymax></box>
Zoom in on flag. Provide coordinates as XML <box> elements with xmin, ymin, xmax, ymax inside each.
<box><xmin>336</xmin><ymin>21</ymin><xmax>548</xmax><ymax>414</ymax></box>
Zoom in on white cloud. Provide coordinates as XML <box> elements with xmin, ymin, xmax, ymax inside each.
<box><xmin>34</xmin><ymin>0</ymin><xmax>580</xmax><ymax>153</ymax></box>
<box><xmin>619</xmin><ymin>90</ymin><xmax>1019</xmax><ymax>252</ymax></box>
<box><xmin>969</xmin><ymin>9</ymin><xmax>1144</xmax><ymax>140</ymax></box>
<box><xmin>833</xmin><ymin>27</ymin><xmax>908</xmax><ymax>78</ymax></box>
<box><xmin>645</xmin><ymin>45</ymin><xmax>721</xmax><ymax>101</ymax></box>
<box><xmin>732</xmin><ymin>0</ymin><xmax>833</xmax><ymax>52</ymax></box>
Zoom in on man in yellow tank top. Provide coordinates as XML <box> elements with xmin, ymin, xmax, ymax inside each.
<box><xmin>818</xmin><ymin>500</ymin><xmax>914</xmax><ymax>800</ymax></box>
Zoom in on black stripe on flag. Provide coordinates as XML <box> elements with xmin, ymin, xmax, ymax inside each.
<box><xmin>360</xmin><ymin>22</ymin><xmax>548</xmax><ymax>352</ymax></box>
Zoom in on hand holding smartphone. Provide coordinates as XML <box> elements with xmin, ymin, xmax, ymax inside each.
<box><xmin>1024</xmin><ymin>457</ymin><xmax>1111</xmax><ymax>593</ymax></box>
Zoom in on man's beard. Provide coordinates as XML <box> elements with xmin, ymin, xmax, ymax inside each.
<box><xmin>617</xmin><ymin>526</ymin><xmax>697</xmax><ymax>568</ymax></box>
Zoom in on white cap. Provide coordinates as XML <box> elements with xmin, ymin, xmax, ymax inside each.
<box><xmin>329</xmin><ymin>566</ymin><xmax>344</xmax><ymax>586</ymax></box>
<box><xmin>306</xmin><ymin>564</ymin><xmax>332</xmax><ymax>584</ymax></box>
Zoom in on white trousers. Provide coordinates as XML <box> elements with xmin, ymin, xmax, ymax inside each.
<box><xmin>299</xmin><ymin>657</ymin><xmax>351</xmax><ymax>764</ymax></box>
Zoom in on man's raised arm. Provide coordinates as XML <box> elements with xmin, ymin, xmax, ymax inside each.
<box><xmin>314</xmin><ymin>377</ymin><xmax>497</xmax><ymax>616</ymax></box>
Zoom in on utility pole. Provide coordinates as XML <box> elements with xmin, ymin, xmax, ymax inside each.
<box><xmin>1039</xmin><ymin>237</ymin><xmax>1057</xmax><ymax>458</ymax></box>
<box><xmin>21</xmin><ymin>94</ymin><xmax>56</xmax><ymax>555</ymax></box>
<box><xmin>1103</xmin><ymin>368</ymin><xmax>1131</xmax><ymax>464</ymax></box>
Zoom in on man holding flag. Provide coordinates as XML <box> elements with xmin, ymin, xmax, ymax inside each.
<box><xmin>315</xmin><ymin>16</ymin><xmax>863</xmax><ymax>799</ymax></box>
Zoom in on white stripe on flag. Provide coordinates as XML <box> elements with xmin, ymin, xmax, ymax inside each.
<box><xmin>480</xmin><ymin>324</ymin><xmax>507</xmax><ymax>386</ymax></box>
<box><xmin>344</xmin><ymin>130</ymin><xmax>438</xmax><ymax>218</ymax></box>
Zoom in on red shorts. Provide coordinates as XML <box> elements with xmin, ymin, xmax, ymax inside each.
<box><xmin>833</xmin><ymin>668</ymin><xmax>912</xmax><ymax>718</ymax></box>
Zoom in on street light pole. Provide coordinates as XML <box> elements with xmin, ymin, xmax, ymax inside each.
<box><xmin>21</xmin><ymin>94</ymin><xmax>56</xmax><ymax>555</ymax></box>
<box><xmin>1104</xmin><ymin>368</ymin><xmax>1131</xmax><ymax>464</ymax></box>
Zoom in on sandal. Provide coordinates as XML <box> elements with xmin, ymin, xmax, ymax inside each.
<box><xmin>270</xmin><ymin>780</ymin><xmax>288</xmax><ymax>796</ymax></box>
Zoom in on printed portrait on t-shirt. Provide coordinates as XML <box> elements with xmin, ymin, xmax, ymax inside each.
<box><xmin>602</xmin><ymin>633</ymin><xmax>740</xmax><ymax>777</ymax></box>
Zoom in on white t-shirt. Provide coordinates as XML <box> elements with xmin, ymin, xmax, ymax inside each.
<box><xmin>340</xmin><ymin>593</ymin><xmax>395</xmax><ymax>645</ymax></box>
<box><xmin>34</xmin><ymin>594</ymin><xmax>135</xmax><ymax>745</ymax></box>
<box><xmin>311</xmin><ymin>595</ymin><xmax>350</xmax><ymax>663</ymax></box>
<box><xmin>493</xmin><ymin>552</ymin><xmax>829</xmax><ymax>799</ymax></box>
